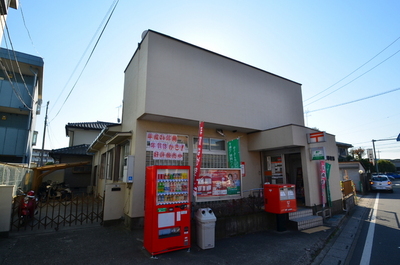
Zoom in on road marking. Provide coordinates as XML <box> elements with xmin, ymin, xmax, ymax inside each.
<box><xmin>360</xmin><ymin>193</ymin><xmax>379</xmax><ymax>265</ymax></box>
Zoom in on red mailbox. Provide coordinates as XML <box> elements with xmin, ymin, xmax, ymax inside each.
<box><xmin>263</xmin><ymin>184</ymin><xmax>297</xmax><ymax>214</ymax></box>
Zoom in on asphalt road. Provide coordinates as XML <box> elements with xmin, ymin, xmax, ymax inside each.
<box><xmin>348</xmin><ymin>180</ymin><xmax>400</xmax><ymax>264</ymax></box>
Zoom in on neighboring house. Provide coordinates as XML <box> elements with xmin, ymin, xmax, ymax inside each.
<box><xmin>65</xmin><ymin>121</ymin><xmax>118</xmax><ymax>147</ymax></box>
<box><xmin>0</xmin><ymin>48</ymin><xmax>44</xmax><ymax>165</ymax></box>
<box><xmin>31</xmin><ymin>148</ymin><xmax>54</xmax><ymax>166</ymax></box>
<box><xmin>337</xmin><ymin>142</ymin><xmax>353</xmax><ymax>161</ymax></box>
<box><xmin>88</xmin><ymin>30</ymin><xmax>343</xmax><ymax>227</ymax></box>
<box><xmin>338</xmin><ymin>161</ymin><xmax>365</xmax><ymax>192</ymax></box>
<box><xmin>47</xmin><ymin>145</ymin><xmax>93</xmax><ymax>193</ymax></box>
<box><xmin>45</xmin><ymin>121</ymin><xmax>119</xmax><ymax>193</ymax></box>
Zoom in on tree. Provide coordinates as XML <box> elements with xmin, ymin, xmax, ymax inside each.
<box><xmin>360</xmin><ymin>159</ymin><xmax>374</xmax><ymax>173</ymax></box>
<box><xmin>350</xmin><ymin>147</ymin><xmax>365</xmax><ymax>160</ymax></box>
<box><xmin>377</xmin><ymin>159</ymin><xmax>396</xmax><ymax>173</ymax></box>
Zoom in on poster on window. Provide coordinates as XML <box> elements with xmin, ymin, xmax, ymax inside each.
<box><xmin>146</xmin><ymin>132</ymin><xmax>186</xmax><ymax>160</ymax></box>
<box><xmin>194</xmin><ymin>168</ymin><xmax>242</xmax><ymax>202</ymax></box>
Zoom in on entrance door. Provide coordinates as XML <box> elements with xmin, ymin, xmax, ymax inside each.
<box><xmin>263</xmin><ymin>154</ymin><xmax>285</xmax><ymax>184</ymax></box>
<box><xmin>284</xmin><ymin>153</ymin><xmax>305</xmax><ymax>206</ymax></box>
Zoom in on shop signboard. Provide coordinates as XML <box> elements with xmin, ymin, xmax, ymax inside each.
<box><xmin>146</xmin><ymin>132</ymin><xmax>187</xmax><ymax>161</ymax></box>
<box><xmin>194</xmin><ymin>168</ymin><xmax>242</xmax><ymax>202</ymax></box>
<box><xmin>307</xmin><ymin>131</ymin><xmax>326</xmax><ymax>143</ymax></box>
<box><xmin>310</xmin><ymin>147</ymin><xmax>326</xmax><ymax>160</ymax></box>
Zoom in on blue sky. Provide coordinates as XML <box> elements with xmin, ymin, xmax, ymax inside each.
<box><xmin>3</xmin><ymin>0</ymin><xmax>400</xmax><ymax>159</ymax></box>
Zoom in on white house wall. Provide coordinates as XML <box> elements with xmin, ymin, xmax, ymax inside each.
<box><xmin>70</xmin><ymin>130</ymin><xmax>103</xmax><ymax>146</ymax></box>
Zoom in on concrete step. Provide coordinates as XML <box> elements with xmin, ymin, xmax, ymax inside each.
<box><xmin>288</xmin><ymin>215</ymin><xmax>324</xmax><ymax>231</ymax></box>
<box><xmin>289</xmin><ymin>208</ymin><xmax>313</xmax><ymax>220</ymax></box>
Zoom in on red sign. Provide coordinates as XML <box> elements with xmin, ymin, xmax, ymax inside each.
<box><xmin>308</xmin><ymin>132</ymin><xmax>326</xmax><ymax>143</ymax></box>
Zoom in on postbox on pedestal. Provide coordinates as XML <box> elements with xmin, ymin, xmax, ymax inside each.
<box><xmin>263</xmin><ymin>184</ymin><xmax>297</xmax><ymax>214</ymax></box>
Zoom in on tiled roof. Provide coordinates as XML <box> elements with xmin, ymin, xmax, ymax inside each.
<box><xmin>65</xmin><ymin>121</ymin><xmax>119</xmax><ymax>136</ymax></box>
<box><xmin>336</xmin><ymin>142</ymin><xmax>353</xmax><ymax>148</ymax></box>
<box><xmin>49</xmin><ymin>144</ymin><xmax>92</xmax><ymax>156</ymax></box>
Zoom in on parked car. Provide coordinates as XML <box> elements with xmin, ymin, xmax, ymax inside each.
<box><xmin>386</xmin><ymin>173</ymin><xmax>400</xmax><ymax>179</ymax></box>
<box><xmin>370</xmin><ymin>175</ymin><xmax>393</xmax><ymax>193</ymax></box>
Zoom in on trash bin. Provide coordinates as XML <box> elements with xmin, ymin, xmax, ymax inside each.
<box><xmin>195</xmin><ymin>208</ymin><xmax>217</xmax><ymax>249</ymax></box>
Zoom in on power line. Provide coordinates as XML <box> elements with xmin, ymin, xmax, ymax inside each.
<box><xmin>0</xmin><ymin>1</ymin><xmax>36</xmax><ymax>106</ymax></box>
<box><xmin>51</xmin><ymin>0</ymin><xmax>120</xmax><ymax>121</ymax></box>
<box><xmin>19</xmin><ymin>1</ymin><xmax>41</xmax><ymax>57</ymax></box>
<box><xmin>50</xmin><ymin>2</ymin><xmax>118</xmax><ymax>113</ymax></box>
<box><xmin>304</xmin><ymin>47</ymin><xmax>400</xmax><ymax>107</ymax></box>
<box><xmin>304</xmin><ymin>35</ymin><xmax>400</xmax><ymax>103</ymax></box>
<box><xmin>0</xmin><ymin>60</ymin><xmax>32</xmax><ymax>110</ymax></box>
<box><xmin>306</xmin><ymin>87</ymin><xmax>400</xmax><ymax>113</ymax></box>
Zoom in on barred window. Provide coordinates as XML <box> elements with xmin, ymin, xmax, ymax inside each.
<box><xmin>193</xmin><ymin>137</ymin><xmax>227</xmax><ymax>168</ymax></box>
<box><xmin>193</xmin><ymin>153</ymin><xmax>227</xmax><ymax>168</ymax></box>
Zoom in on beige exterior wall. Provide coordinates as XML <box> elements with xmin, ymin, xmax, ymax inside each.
<box><xmin>121</xmin><ymin>120</ymin><xmax>260</xmax><ymax>218</ymax></box>
<box><xmin>139</xmin><ymin>31</ymin><xmax>304</xmax><ymax>130</ymax></box>
<box><xmin>91</xmin><ymin>30</ymin><xmax>342</xmax><ymax>222</ymax></box>
<box><xmin>248</xmin><ymin>125</ymin><xmax>342</xmax><ymax>208</ymax></box>
<box><xmin>303</xmin><ymin>132</ymin><xmax>342</xmax><ymax>207</ymax></box>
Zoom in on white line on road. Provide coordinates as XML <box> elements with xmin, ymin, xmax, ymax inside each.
<box><xmin>360</xmin><ymin>193</ymin><xmax>380</xmax><ymax>265</ymax></box>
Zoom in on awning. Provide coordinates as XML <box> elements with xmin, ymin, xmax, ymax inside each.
<box><xmin>87</xmin><ymin>126</ymin><xmax>131</xmax><ymax>153</ymax></box>
<box><xmin>247</xmin><ymin>124</ymin><xmax>308</xmax><ymax>151</ymax></box>
<box><xmin>106</xmin><ymin>132</ymin><xmax>132</xmax><ymax>145</ymax></box>
<box><xmin>31</xmin><ymin>161</ymin><xmax>90</xmax><ymax>192</ymax></box>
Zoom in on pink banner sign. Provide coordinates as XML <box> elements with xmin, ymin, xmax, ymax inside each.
<box><xmin>193</xmin><ymin>121</ymin><xmax>204</xmax><ymax>196</ymax></box>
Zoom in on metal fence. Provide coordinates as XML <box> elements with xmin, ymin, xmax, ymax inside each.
<box><xmin>10</xmin><ymin>194</ymin><xmax>104</xmax><ymax>232</ymax></box>
<box><xmin>0</xmin><ymin>163</ymin><xmax>33</xmax><ymax>195</ymax></box>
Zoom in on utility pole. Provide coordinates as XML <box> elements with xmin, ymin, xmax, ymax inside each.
<box><xmin>372</xmin><ymin>133</ymin><xmax>400</xmax><ymax>173</ymax></box>
<box><xmin>40</xmin><ymin>101</ymin><xmax>49</xmax><ymax>167</ymax></box>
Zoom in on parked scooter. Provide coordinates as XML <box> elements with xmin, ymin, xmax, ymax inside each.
<box><xmin>17</xmin><ymin>188</ymin><xmax>38</xmax><ymax>226</ymax></box>
<box><xmin>48</xmin><ymin>181</ymin><xmax>72</xmax><ymax>200</ymax></box>
<box><xmin>37</xmin><ymin>180</ymin><xmax>72</xmax><ymax>201</ymax></box>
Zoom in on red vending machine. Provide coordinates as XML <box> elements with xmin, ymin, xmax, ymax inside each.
<box><xmin>144</xmin><ymin>166</ymin><xmax>191</xmax><ymax>257</ymax></box>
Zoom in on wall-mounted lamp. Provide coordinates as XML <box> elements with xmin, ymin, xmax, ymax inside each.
<box><xmin>1</xmin><ymin>115</ymin><xmax>6</xmax><ymax>120</ymax></box>
<box><xmin>216</xmin><ymin>129</ymin><xmax>225</xmax><ymax>137</ymax></box>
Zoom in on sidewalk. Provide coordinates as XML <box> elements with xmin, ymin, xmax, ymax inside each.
<box><xmin>0</xmin><ymin>204</ymin><xmax>362</xmax><ymax>265</ymax></box>
<box><xmin>312</xmin><ymin>194</ymin><xmax>374</xmax><ymax>265</ymax></box>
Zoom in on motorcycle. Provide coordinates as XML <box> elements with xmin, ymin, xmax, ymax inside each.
<box><xmin>47</xmin><ymin>181</ymin><xmax>72</xmax><ymax>200</ymax></box>
<box><xmin>17</xmin><ymin>188</ymin><xmax>38</xmax><ymax>226</ymax></box>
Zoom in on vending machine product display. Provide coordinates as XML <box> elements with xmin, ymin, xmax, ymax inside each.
<box><xmin>144</xmin><ymin>166</ymin><xmax>191</xmax><ymax>256</ymax></box>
